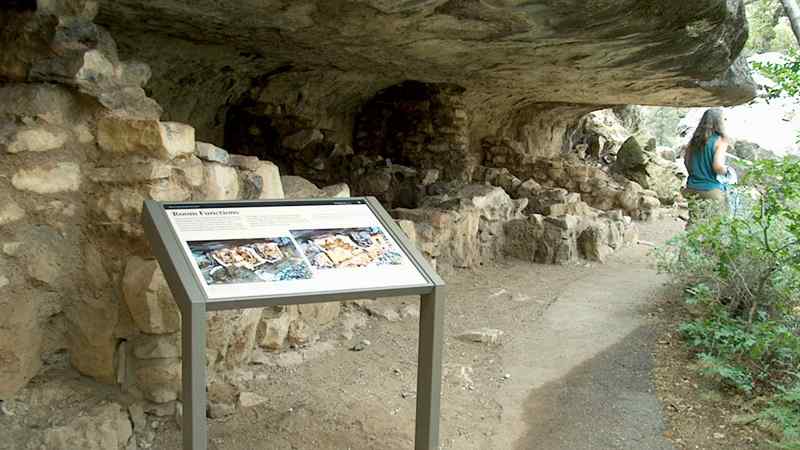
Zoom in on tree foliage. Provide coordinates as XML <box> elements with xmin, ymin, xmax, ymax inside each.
<box><xmin>746</xmin><ymin>0</ymin><xmax>798</xmax><ymax>54</ymax></box>
<box><xmin>753</xmin><ymin>49</ymin><xmax>800</xmax><ymax>98</ymax></box>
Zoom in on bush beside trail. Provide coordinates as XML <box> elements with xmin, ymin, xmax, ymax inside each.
<box><xmin>656</xmin><ymin>158</ymin><xmax>800</xmax><ymax>447</ymax></box>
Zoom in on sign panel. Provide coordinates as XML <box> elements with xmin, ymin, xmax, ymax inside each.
<box><xmin>164</xmin><ymin>200</ymin><xmax>429</xmax><ymax>301</ymax></box>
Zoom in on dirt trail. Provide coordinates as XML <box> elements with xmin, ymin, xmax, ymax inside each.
<box><xmin>492</xmin><ymin>219</ymin><xmax>681</xmax><ymax>449</ymax></box>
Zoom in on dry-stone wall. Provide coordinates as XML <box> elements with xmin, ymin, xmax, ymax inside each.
<box><xmin>0</xmin><ymin>5</ymin><xmax>346</xmax><ymax>413</ymax></box>
<box><xmin>354</xmin><ymin>81</ymin><xmax>476</xmax><ymax>182</ymax></box>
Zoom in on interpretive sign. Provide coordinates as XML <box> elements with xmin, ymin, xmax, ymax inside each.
<box><xmin>164</xmin><ymin>201</ymin><xmax>430</xmax><ymax>301</ymax></box>
<box><xmin>142</xmin><ymin>197</ymin><xmax>444</xmax><ymax>450</ymax></box>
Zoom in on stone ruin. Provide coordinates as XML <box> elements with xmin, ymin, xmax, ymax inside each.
<box><xmin>0</xmin><ymin>0</ymin><xmax>756</xmax><ymax>447</ymax></box>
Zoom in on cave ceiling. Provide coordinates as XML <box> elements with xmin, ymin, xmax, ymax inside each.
<box><xmin>96</xmin><ymin>0</ymin><xmax>756</xmax><ymax>124</ymax></box>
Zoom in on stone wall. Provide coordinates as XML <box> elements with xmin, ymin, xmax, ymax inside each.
<box><xmin>0</xmin><ymin>5</ymin><xmax>345</xmax><ymax>409</ymax></box>
<box><xmin>354</xmin><ymin>81</ymin><xmax>476</xmax><ymax>182</ymax></box>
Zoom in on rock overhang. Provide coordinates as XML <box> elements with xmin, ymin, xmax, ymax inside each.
<box><xmin>96</xmin><ymin>0</ymin><xmax>757</xmax><ymax>120</ymax></box>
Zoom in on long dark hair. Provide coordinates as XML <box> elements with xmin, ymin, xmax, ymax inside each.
<box><xmin>687</xmin><ymin>108</ymin><xmax>728</xmax><ymax>157</ymax></box>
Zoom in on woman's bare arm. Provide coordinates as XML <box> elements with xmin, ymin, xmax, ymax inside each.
<box><xmin>712</xmin><ymin>137</ymin><xmax>728</xmax><ymax>175</ymax></box>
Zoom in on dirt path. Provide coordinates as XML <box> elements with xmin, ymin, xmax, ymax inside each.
<box><xmin>493</xmin><ymin>219</ymin><xmax>681</xmax><ymax>449</ymax></box>
<box><xmin>0</xmin><ymin>217</ymin><xmax>685</xmax><ymax>450</ymax></box>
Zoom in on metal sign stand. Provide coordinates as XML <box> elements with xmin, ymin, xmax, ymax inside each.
<box><xmin>142</xmin><ymin>197</ymin><xmax>445</xmax><ymax>450</ymax></box>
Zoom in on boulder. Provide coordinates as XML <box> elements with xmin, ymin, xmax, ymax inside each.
<box><xmin>97</xmin><ymin>118</ymin><xmax>195</xmax><ymax>160</ymax></box>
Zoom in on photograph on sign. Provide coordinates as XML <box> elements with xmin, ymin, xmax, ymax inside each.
<box><xmin>290</xmin><ymin>227</ymin><xmax>402</xmax><ymax>270</ymax></box>
<box><xmin>187</xmin><ymin>237</ymin><xmax>313</xmax><ymax>285</ymax></box>
<box><xmin>165</xmin><ymin>202</ymin><xmax>429</xmax><ymax>301</ymax></box>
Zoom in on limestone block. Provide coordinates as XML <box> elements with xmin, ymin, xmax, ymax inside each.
<box><xmin>397</xmin><ymin>219</ymin><xmax>417</xmax><ymax>242</ymax></box>
<box><xmin>287</xmin><ymin>319</ymin><xmax>314</xmax><ymax>345</ymax></box>
<box><xmin>0</xmin><ymin>296</ymin><xmax>43</xmax><ymax>398</ymax></box>
<box><xmin>0</xmin><ymin>197</ymin><xmax>25</xmax><ymax>225</ymax></box>
<box><xmin>282</xmin><ymin>128</ymin><xmax>323</xmax><ymax>150</ymax></box>
<box><xmin>239</xmin><ymin>392</ymin><xmax>268</xmax><ymax>408</ymax></box>
<box><xmin>97</xmin><ymin>117</ymin><xmax>195</xmax><ymax>160</ymax></box>
<box><xmin>321</xmin><ymin>183</ymin><xmax>350</xmax><ymax>198</ymax></box>
<box><xmin>208</xmin><ymin>381</ymin><xmax>238</xmax><ymax>418</ymax></box>
<box><xmin>258</xmin><ymin>312</ymin><xmax>292</xmax><ymax>351</ymax></box>
<box><xmin>90</xmin><ymin>161</ymin><xmax>172</xmax><ymax>184</ymax></box>
<box><xmin>515</xmin><ymin>179</ymin><xmax>541</xmax><ymax>199</ymax></box>
<box><xmin>133</xmin><ymin>333</ymin><xmax>181</xmax><ymax>359</ymax></box>
<box><xmin>26</xmin><ymin>249</ymin><xmax>63</xmax><ymax>286</ymax></box>
<box><xmin>0</xmin><ymin>84</ymin><xmax>78</xmax><ymax>125</ymax></box>
<box><xmin>229</xmin><ymin>154</ymin><xmax>261</xmax><ymax>170</ymax></box>
<box><xmin>457</xmin><ymin>328</ymin><xmax>504</xmax><ymax>345</ymax></box>
<box><xmin>173</xmin><ymin>155</ymin><xmax>206</xmax><ymax>188</ymax></box>
<box><xmin>281</xmin><ymin>175</ymin><xmax>322</xmax><ymax>199</ymax></box>
<box><xmin>149</xmin><ymin>178</ymin><xmax>192</xmax><ymax>202</ymax></box>
<box><xmin>135</xmin><ymin>358</ymin><xmax>181</xmax><ymax>403</ymax></box>
<box><xmin>44</xmin><ymin>403</ymin><xmax>132</xmax><ymax>450</ymax></box>
<box><xmin>207</xmin><ymin>308</ymin><xmax>263</xmax><ymax>372</ymax></box>
<box><xmin>504</xmin><ymin>216</ymin><xmax>543</xmax><ymax>262</ymax></box>
<box><xmin>393</xmin><ymin>206</ymin><xmax>480</xmax><ymax>268</ymax></box>
<box><xmin>83</xmin><ymin>243</ymin><xmax>110</xmax><ymax>291</ymax></box>
<box><xmin>66</xmin><ymin>295</ymin><xmax>119</xmax><ymax>384</ymax></box>
<box><xmin>3</xmin><ymin>125</ymin><xmax>70</xmax><ymax>153</ymax></box>
<box><xmin>75</xmin><ymin>49</ymin><xmax>115</xmax><ymax>88</ymax></box>
<box><xmin>579</xmin><ymin>224</ymin><xmax>614</xmax><ymax>262</ymax></box>
<box><xmin>640</xmin><ymin>195</ymin><xmax>661</xmax><ymax>210</ymax></box>
<box><xmin>240</xmin><ymin>172</ymin><xmax>263</xmax><ymax>200</ymax></box>
<box><xmin>298</xmin><ymin>302</ymin><xmax>340</xmax><ymax>327</ymax></box>
<box><xmin>195</xmin><ymin>141</ymin><xmax>230</xmax><ymax>164</ymax></box>
<box><xmin>12</xmin><ymin>162</ymin><xmax>81</xmax><ymax>194</ymax></box>
<box><xmin>203</xmin><ymin>163</ymin><xmax>240</xmax><ymax>200</ymax></box>
<box><xmin>122</xmin><ymin>257</ymin><xmax>181</xmax><ymax>334</ymax></box>
<box><xmin>253</xmin><ymin>161</ymin><xmax>284</xmax><ymax>199</ymax></box>
<box><xmin>617</xmin><ymin>181</ymin><xmax>643</xmax><ymax>212</ymax></box>
<box><xmin>358</xmin><ymin>169</ymin><xmax>393</xmax><ymax>196</ymax></box>
<box><xmin>95</xmin><ymin>188</ymin><xmax>146</xmax><ymax>223</ymax></box>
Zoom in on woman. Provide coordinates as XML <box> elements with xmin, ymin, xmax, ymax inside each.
<box><xmin>683</xmin><ymin>108</ymin><xmax>730</xmax><ymax>221</ymax></box>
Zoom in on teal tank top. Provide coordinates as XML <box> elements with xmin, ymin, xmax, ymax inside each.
<box><xmin>687</xmin><ymin>133</ymin><xmax>724</xmax><ymax>191</ymax></box>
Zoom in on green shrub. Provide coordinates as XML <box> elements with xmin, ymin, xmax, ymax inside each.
<box><xmin>656</xmin><ymin>157</ymin><xmax>800</xmax><ymax>446</ymax></box>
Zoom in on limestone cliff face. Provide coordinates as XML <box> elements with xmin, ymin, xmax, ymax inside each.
<box><xmin>97</xmin><ymin>0</ymin><xmax>756</xmax><ymax>144</ymax></box>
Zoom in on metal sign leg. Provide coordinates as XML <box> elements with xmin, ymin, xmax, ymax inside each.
<box><xmin>415</xmin><ymin>286</ymin><xmax>445</xmax><ymax>450</ymax></box>
<box><xmin>182</xmin><ymin>302</ymin><xmax>208</xmax><ymax>450</ymax></box>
